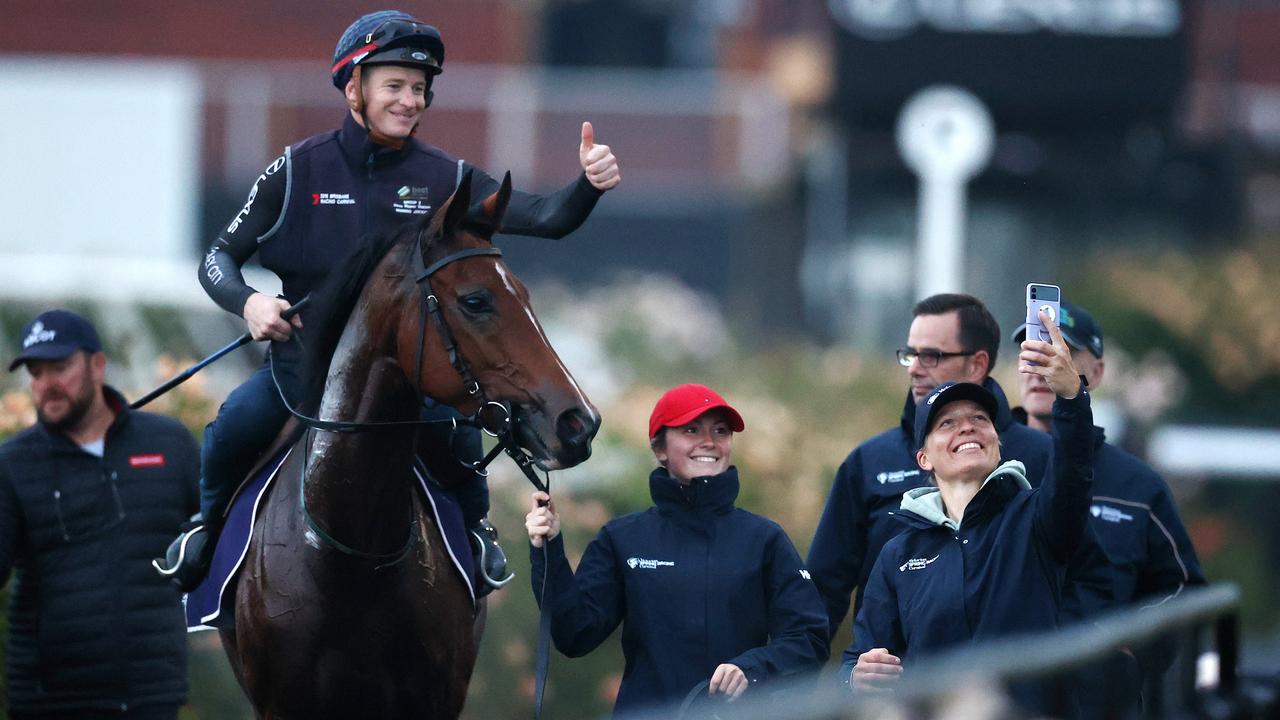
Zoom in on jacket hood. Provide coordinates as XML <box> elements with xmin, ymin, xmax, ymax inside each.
<box><xmin>896</xmin><ymin>459</ymin><xmax>1031</xmax><ymax>530</ymax></box>
<box><xmin>899</xmin><ymin>376</ymin><xmax>1017</xmax><ymax>439</ymax></box>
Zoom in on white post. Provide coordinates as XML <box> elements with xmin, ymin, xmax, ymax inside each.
<box><xmin>896</xmin><ymin>86</ymin><xmax>994</xmax><ymax>299</ymax></box>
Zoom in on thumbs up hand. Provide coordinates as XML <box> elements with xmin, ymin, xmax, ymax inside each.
<box><xmin>579</xmin><ymin>121</ymin><xmax>621</xmax><ymax>191</ymax></box>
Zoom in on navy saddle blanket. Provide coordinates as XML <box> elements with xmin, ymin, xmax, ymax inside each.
<box><xmin>185</xmin><ymin>448</ymin><xmax>476</xmax><ymax>629</ymax></box>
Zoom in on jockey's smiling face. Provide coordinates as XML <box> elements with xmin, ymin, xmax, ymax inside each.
<box><xmin>350</xmin><ymin>64</ymin><xmax>429</xmax><ymax>140</ymax></box>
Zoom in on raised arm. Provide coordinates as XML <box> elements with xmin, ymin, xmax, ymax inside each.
<box><xmin>1020</xmin><ymin>310</ymin><xmax>1095</xmax><ymax>563</ymax></box>
<box><xmin>468</xmin><ymin>121</ymin><xmax>619</xmax><ymax>239</ymax></box>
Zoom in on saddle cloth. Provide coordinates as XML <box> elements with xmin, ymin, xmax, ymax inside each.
<box><xmin>184</xmin><ymin>448</ymin><xmax>476</xmax><ymax>630</ymax></box>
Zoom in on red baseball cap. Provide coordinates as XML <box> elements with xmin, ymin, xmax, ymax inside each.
<box><xmin>648</xmin><ymin>384</ymin><xmax>745</xmax><ymax>439</ymax></box>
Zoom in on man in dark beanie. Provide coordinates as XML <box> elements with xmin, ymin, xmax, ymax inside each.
<box><xmin>0</xmin><ymin>309</ymin><xmax>199</xmax><ymax>719</ymax></box>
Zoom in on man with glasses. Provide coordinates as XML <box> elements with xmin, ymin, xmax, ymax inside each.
<box><xmin>808</xmin><ymin>293</ymin><xmax>1052</xmax><ymax>639</ymax></box>
<box><xmin>0</xmin><ymin>310</ymin><xmax>199</xmax><ymax>719</ymax></box>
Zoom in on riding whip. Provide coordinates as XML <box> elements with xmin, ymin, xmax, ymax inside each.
<box><xmin>131</xmin><ymin>296</ymin><xmax>310</xmax><ymax>410</ymax></box>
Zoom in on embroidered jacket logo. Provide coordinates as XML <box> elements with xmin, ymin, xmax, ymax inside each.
<box><xmin>23</xmin><ymin>322</ymin><xmax>55</xmax><ymax>349</ymax></box>
<box><xmin>626</xmin><ymin>557</ymin><xmax>675</xmax><ymax>570</ymax></box>
<box><xmin>899</xmin><ymin>554</ymin><xmax>940</xmax><ymax>572</ymax></box>
<box><xmin>877</xmin><ymin>469</ymin><xmax>920</xmax><ymax>485</ymax></box>
<box><xmin>1090</xmin><ymin>504</ymin><xmax>1135</xmax><ymax>523</ymax></box>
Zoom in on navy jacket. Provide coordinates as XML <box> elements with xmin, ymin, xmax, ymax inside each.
<box><xmin>807</xmin><ymin>377</ymin><xmax>1052</xmax><ymax>637</ymax></box>
<box><xmin>531</xmin><ymin>467</ymin><xmax>829</xmax><ymax>717</ymax></box>
<box><xmin>1054</xmin><ymin>426</ymin><xmax>1206</xmax><ymax>619</ymax></box>
<box><xmin>842</xmin><ymin>390</ymin><xmax>1094</xmax><ymax>714</ymax></box>
<box><xmin>0</xmin><ymin>388</ymin><xmax>199</xmax><ymax>713</ymax></box>
<box><xmin>200</xmin><ymin>112</ymin><xmax>602</xmax><ymax>315</ymax></box>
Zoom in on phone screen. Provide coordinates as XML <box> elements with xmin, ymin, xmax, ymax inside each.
<box><xmin>1030</xmin><ymin>285</ymin><xmax>1060</xmax><ymax>303</ymax></box>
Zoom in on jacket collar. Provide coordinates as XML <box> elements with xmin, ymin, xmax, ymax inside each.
<box><xmin>895</xmin><ymin>459</ymin><xmax>1031</xmax><ymax>530</ymax></box>
<box><xmin>899</xmin><ymin>376</ymin><xmax>1018</xmax><ymax>437</ymax></box>
<box><xmin>338</xmin><ymin>113</ymin><xmax>412</xmax><ymax>170</ymax></box>
<box><xmin>649</xmin><ymin>466</ymin><xmax>739</xmax><ymax>516</ymax></box>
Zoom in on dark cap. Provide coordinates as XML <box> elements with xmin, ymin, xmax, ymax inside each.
<box><xmin>8</xmin><ymin>310</ymin><xmax>102</xmax><ymax>372</ymax></box>
<box><xmin>1012</xmin><ymin>301</ymin><xmax>1104</xmax><ymax>358</ymax></box>
<box><xmin>914</xmin><ymin>381</ymin><xmax>999</xmax><ymax>450</ymax></box>
<box><xmin>648</xmin><ymin>383</ymin><xmax>745</xmax><ymax>439</ymax></box>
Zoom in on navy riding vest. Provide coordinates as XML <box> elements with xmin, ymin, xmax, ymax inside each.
<box><xmin>259</xmin><ymin>114</ymin><xmax>464</xmax><ymax>305</ymax></box>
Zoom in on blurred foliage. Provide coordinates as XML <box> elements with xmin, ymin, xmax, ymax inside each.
<box><xmin>1076</xmin><ymin>237</ymin><xmax>1280</xmax><ymax>426</ymax></box>
<box><xmin>0</xmin><ymin>260</ymin><xmax>1277</xmax><ymax>718</ymax></box>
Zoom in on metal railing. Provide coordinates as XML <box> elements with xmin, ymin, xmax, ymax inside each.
<box><xmin>610</xmin><ymin>583</ymin><xmax>1269</xmax><ymax>720</ymax></box>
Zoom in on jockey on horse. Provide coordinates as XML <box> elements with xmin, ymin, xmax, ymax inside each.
<box><xmin>157</xmin><ymin>9</ymin><xmax>621</xmax><ymax>594</ymax></box>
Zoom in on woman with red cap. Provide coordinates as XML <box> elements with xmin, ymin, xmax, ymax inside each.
<box><xmin>525</xmin><ymin>383</ymin><xmax>828</xmax><ymax>717</ymax></box>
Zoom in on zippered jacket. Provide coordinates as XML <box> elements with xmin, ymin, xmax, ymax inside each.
<box><xmin>842</xmin><ymin>390</ymin><xmax>1095</xmax><ymax>712</ymax></box>
<box><xmin>807</xmin><ymin>377</ymin><xmax>1052</xmax><ymax>638</ymax></box>
<box><xmin>0</xmin><ymin>388</ymin><xmax>199</xmax><ymax>713</ymax></box>
<box><xmin>531</xmin><ymin>467</ymin><xmax>829</xmax><ymax>717</ymax></box>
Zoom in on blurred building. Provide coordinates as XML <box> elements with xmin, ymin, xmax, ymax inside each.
<box><xmin>1</xmin><ymin>0</ymin><xmax>1279</xmax><ymax>345</ymax></box>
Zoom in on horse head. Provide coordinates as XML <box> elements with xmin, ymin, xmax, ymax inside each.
<box><xmin>393</xmin><ymin>171</ymin><xmax>599</xmax><ymax>470</ymax></box>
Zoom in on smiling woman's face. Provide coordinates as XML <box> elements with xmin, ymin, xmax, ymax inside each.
<box><xmin>653</xmin><ymin>410</ymin><xmax>734</xmax><ymax>484</ymax></box>
<box><xmin>916</xmin><ymin>399</ymin><xmax>1000</xmax><ymax>482</ymax></box>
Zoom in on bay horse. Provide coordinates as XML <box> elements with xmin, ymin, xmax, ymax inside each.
<box><xmin>220</xmin><ymin>172</ymin><xmax>598</xmax><ymax>719</ymax></box>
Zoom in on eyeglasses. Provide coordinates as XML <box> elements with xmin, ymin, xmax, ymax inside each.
<box><xmin>896</xmin><ymin>348</ymin><xmax>975</xmax><ymax>368</ymax></box>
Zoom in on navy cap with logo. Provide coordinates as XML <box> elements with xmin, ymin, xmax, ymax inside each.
<box><xmin>1012</xmin><ymin>301</ymin><xmax>1104</xmax><ymax>358</ymax></box>
<box><xmin>8</xmin><ymin>310</ymin><xmax>103</xmax><ymax>372</ymax></box>
<box><xmin>914</xmin><ymin>381</ymin><xmax>999</xmax><ymax>450</ymax></box>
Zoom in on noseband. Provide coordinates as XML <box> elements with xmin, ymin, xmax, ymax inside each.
<box><xmin>276</xmin><ymin>235</ymin><xmax>551</xmax><ymax>566</ymax></box>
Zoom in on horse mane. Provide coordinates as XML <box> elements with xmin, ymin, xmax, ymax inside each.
<box><xmin>295</xmin><ymin>222</ymin><xmax>427</xmax><ymax>415</ymax></box>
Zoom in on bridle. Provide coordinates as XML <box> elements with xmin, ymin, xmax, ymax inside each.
<box><xmin>272</xmin><ymin>231</ymin><xmax>550</xmax><ymax>567</ymax></box>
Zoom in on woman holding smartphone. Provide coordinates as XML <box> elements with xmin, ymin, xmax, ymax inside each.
<box><xmin>846</xmin><ymin>311</ymin><xmax>1095</xmax><ymax>715</ymax></box>
<box><xmin>525</xmin><ymin>384</ymin><xmax>829</xmax><ymax>717</ymax></box>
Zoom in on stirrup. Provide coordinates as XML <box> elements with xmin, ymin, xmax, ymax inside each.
<box><xmin>152</xmin><ymin>522</ymin><xmax>214</xmax><ymax>592</ymax></box>
<box><xmin>470</xmin><ymin>520</ymin><xmax>514</xmax><ymax>592</ymax></box>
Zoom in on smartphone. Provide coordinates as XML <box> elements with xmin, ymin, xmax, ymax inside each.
<box><xmin>1024</xmin><ymin>283</ymin><xmax>1061</xmax><ymax>343</ymax></box>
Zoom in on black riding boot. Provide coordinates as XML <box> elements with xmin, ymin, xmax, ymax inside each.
<box><xmin>470</xmin><ymin>518</ymin><xmax>514</xmax><ymax>596</ymax></box>
<box><xmin>153</xmin><ymin>519</ymin><xmax>221</xmax><ymax>593</ymax></box>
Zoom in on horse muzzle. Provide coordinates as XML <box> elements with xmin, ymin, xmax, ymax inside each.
<box><xmin>513</xmin><ymin>404</ymin><xmax>598</xmax><ymax>470</ymax></box>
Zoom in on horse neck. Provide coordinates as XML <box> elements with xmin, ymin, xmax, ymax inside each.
<box><xmin>304</xmin><ymin>295</ymin><xmax>420</xmax><ymax>550</ymax></box>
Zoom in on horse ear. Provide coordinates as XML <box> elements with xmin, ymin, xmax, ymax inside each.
<box><xmin>480</xmin><ymin>172</ymin><xmax>512</xmax><ymax>227</ymax></box>
<box><xmin>442</xmin><ymin>168</ymin><xmax>474</xmax><ymax>236</ymax></box>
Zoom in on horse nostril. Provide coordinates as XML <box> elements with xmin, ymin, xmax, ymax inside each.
<box><xmin>555</xmin><ymin>408</ymin><xmax>597</xmax><ymax>448</ymax></box>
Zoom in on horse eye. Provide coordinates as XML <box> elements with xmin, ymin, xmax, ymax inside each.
<box><xmin>459</xmin><ymin>292</ymin><xmax>494</xmax><ymax>315</ymax></box>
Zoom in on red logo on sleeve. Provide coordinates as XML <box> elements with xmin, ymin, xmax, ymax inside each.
<box><xmin>129</xmin><ymin>454</ymin><xmax>166</xmax><ymax>468</ymax></box>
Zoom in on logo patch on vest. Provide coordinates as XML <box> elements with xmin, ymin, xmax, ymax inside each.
<box><xmin>129</xmin><ymin>453</ymin><xmax>165</xmax><ymax>468</ymax></box>
<box><xmin>311</xmin><ymin>192</ymin><xmax>356</xmax><ymax>206</ymax></box>
<box><xmin>393</xmin><ymin>185</ymin><xmax>433</xmax><ymax>216</ymax></box>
